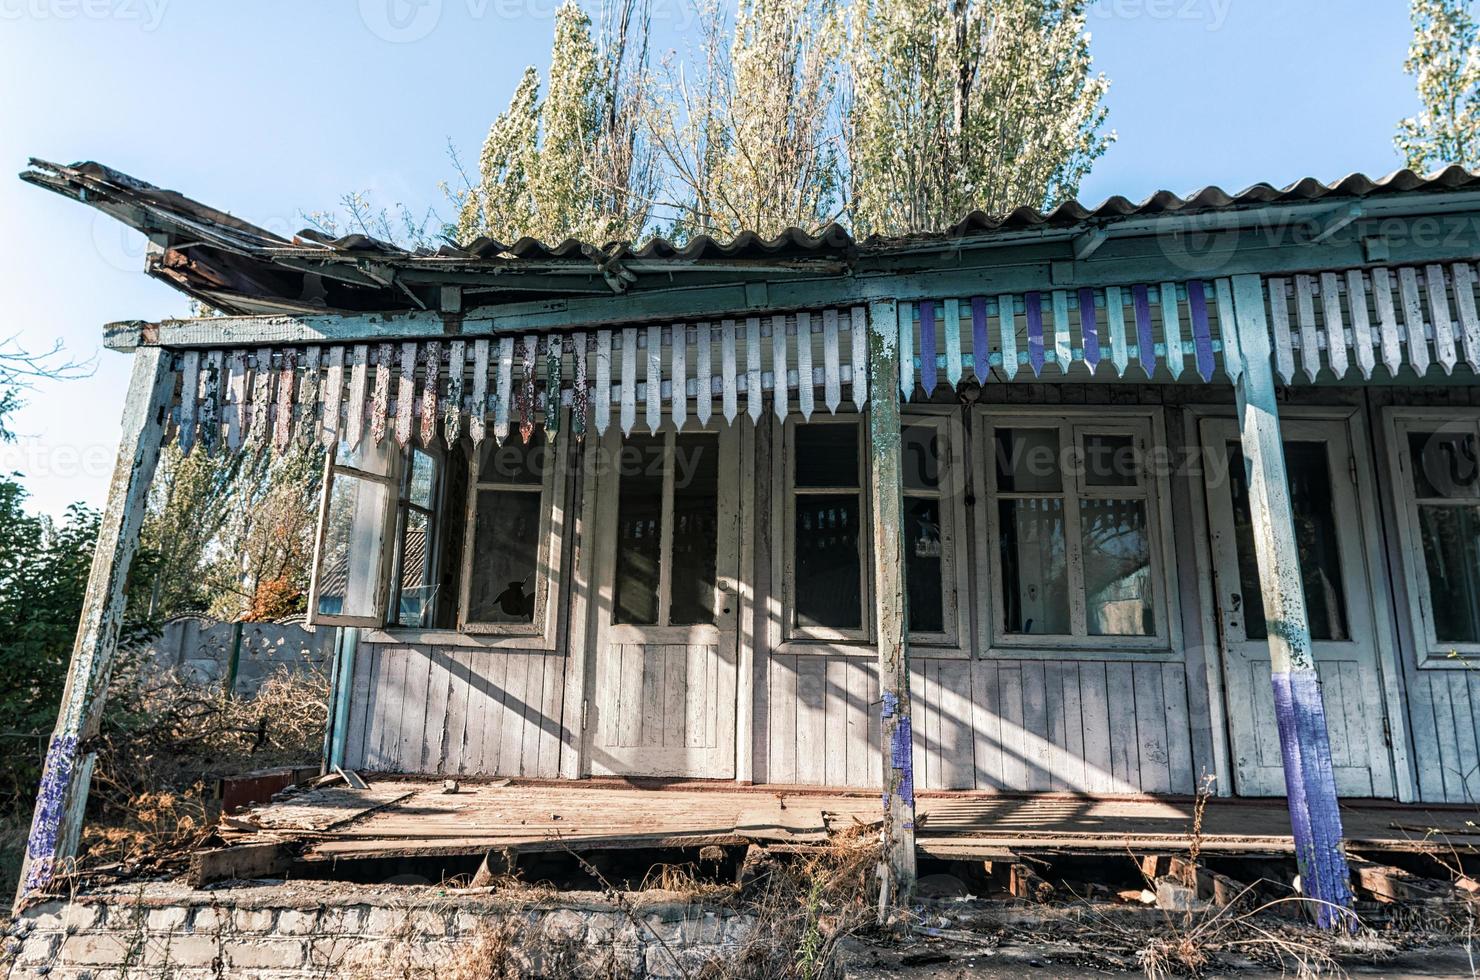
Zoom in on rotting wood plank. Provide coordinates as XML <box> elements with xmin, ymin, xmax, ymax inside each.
<box><xmin>189</xmin><ymin>842</ymin><xmax>292</xmax><ymax>888</ymax></box>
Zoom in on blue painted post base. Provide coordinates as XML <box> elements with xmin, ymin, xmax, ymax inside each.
<box><xmin>22</xmin><ymin>734</ymin><xmax>78</xmax><ymax>899</ymax></box>
<box><xmin>1271</xmin><ymin>669</ymin><xmax>1354</xmax><ymax>929</ymax></box>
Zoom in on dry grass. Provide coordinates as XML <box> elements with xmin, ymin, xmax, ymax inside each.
<box><xmin>79</xmin><ymin>663</ymin><xmax>328</xmax><ymax>870</ymax></box>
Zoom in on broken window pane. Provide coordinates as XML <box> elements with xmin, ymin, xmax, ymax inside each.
<box><xmin>466</xmin><ymin>489</ymin><xmax>541</xmax><ymax>624</ymax></box>
<box><xmin>998</xmin><ymin>497</ymin><xmax>1070</xmax><ymax>635</ymax></box>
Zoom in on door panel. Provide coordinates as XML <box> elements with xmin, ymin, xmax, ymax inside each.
<box><xmin>588</xmin><ymin>425</ymin><xmax>740</xmax><ymax>777</ymax></box>
<box><xmin>1201</xmin><ymin>417</ymin><xmax>1393</xmax><ymax>799</ymax></box>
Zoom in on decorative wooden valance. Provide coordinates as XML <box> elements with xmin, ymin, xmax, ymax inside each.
<box><xmin>160</xmin><ymin>265</ymin><xmax>1475</xmax><ymax>453</ymax></box>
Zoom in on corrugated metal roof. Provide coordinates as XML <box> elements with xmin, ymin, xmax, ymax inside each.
<box><xmin>21</xmin><ymin>157</ymin><xmax>1480</xmax><ymax>316</ymax></box>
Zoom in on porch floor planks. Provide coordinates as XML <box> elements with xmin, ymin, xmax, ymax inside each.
<box><xmin>221</xmin><ymin>779</ymin><xmax>1477</xmax><ymax>864</ymax></box>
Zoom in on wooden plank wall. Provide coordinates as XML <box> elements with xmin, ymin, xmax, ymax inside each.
<box><xmin>761</xmin><ymin>655</ymin><xmax>1195</xmax><ymax>793</ymax></box>
<box><xmin>343</xmin><ymin>644</ymin><xmax>567</xmax><ymax>778</ymax></box>
<box><xmin>1368</xmin><ymin>385</ymin><xmax>1480</xmax><ymax>804</ymax></box>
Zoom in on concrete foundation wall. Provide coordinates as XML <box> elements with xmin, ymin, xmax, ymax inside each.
<box><xmin>5</xmin><ymin>882</ymin><xmax>754</xmax><ymax>979</ymax></box>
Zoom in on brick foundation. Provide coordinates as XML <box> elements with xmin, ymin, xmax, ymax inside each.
<box><xmin>5</xmin><ymin>881</ymin><xmax>756</xmax><ymax>979</ymax></box>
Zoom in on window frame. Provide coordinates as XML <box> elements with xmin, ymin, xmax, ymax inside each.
<box><xmin>776</xmin><ymin>408</ymin><xmax>970</xmax><ymax>655</ymax></box>
<box><xmin>1384</xmin><ymin>407</ymin><xmax>1480</xmax><ymax>666</ymax></box>
<box><xmin>975</xmin><ymin>406</ymin><xmax>1180</xmax><ymax>656</ymax></box>
<box><xmin>454</xmin><ymin>411</ymin><xmax>568</xmax><ymax>645</ymax></box>
<box><xmin>386</xmin><ymin>443</ymin><xmax>445</xmax><ymax>629</ymax></box>
<box><xmin>306</xmin><ymin>438</ymin><xmax>401</xmax><ymax>629</ymax></box>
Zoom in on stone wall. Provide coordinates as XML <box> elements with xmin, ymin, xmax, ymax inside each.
<box><xmin>5</xmin><ymin>881</ymin><xmax>754</xmax><ymax>979</ymax></box>
<box><xmin>135</xmin><ymin>617</ymin><xmax>334</xmax><ymax>697</ymax></box>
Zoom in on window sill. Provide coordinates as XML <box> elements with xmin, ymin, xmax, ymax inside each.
<box><xmin>1416</xmin><ymin>650</ymin><xmax>1480</xmax><ymax>670</ymax></box>
<box><xmin>981</xmin><ymin>644</ymin><xmax>1181</xmax><ymax>662</ymax></box>
<box><xmin>362</xmin><ymin>627</ymin><xmax>560</xmax><ymax>651</ymax></box>
<box><xmin>773</xmin><ymin>639</ymin><xmax>971</xmax><ymax>659</ymax></box>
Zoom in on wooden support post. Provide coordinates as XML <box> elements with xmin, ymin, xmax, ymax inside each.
<box><xmin>866</xmin><ymin>299</ymin><xmax>916</xmax><ymax>916</ymax></box>
<box><xmin>1228</xmin><ymin>275</ymin><xmax>1353</xmax><ymax>929</ymax></box>
<box><xmin>15</xmin><ymin>347</ymin><xmax>173</xmax><ymax>908</ymax></box>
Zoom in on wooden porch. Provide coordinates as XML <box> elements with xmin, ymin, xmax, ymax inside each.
<box><xmin>213</xmin><ymin>777</ymin><xmax>1479</xmax><ymax>868</ymax></box>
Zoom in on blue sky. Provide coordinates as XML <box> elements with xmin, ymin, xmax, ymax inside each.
<box><xmin>0</xmin><ymin>0</ymin><xmax>1415</xmax><ymax>517</ymax></box>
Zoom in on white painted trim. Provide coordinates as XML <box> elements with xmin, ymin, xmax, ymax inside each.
<box><xmin>1381</xmin><ymin>406</ymin><xmax>1480</xmax><ymax>667</ymax></box>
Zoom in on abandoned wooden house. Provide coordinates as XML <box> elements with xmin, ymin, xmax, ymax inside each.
<box><xmin>16</xmin><ymin>159</ymin><xmax>1480</xmax><ymax>918</ymax></box>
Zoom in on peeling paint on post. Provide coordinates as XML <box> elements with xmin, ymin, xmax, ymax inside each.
<box><xmin>1228</xmin><ymin>275</ymin><xmax>1353</xmax><ymax>929</ymax></box>
<box><xmin>867</xmin><ymin>299</ymin><xmax>916</xmax><ymax>917</ymax></box>
<box><xmin>15</xmin><ymin>347</ymin><xmax>173</xmax><ymax>909</ymax></box>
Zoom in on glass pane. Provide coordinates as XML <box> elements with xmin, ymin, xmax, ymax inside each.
<box><xmin>337</xmin><ymin>435</ymin><xmax>396</xmax><ymax>478</ymax></box>
<box><xmin>905</xmin><ymin>497</ymin><xmax>944</xmax><ymax>633</ymax></box>
<box><xmin>795</xmin><ymin>423</ymin><xmax>859</xmax><ymax>489</ymax></box>
<box><xmin>407</xmin><ymin>449</ymin><xmax>436</xmax><ymax>507</ymax></box>
<box><xmin>795</xmin><ymin>493</ymin><xmax>862</xmax><ymax>629</ymax></box>
<box><xmin>1225</xmin><ymin>441</ymin><xmax>1349</xmax><ymax>641</ymax></box>
<box><xmin>613</xmin><ymin>435</ymin><xmax>665</xmax><ymax>625</ymax></box>
<box><xmin>466</xmin><ymin>489</ymin><xmax>541</xmax><ymax>623</ymax></box>
<box><xmin>478</xmin><ymin>427</ymin><xmax>548</xmax><ymax>485</ymax></box>
<box><xmin>994</xmin><ymin>428</ymin><xmax>1062</xmax><ymax>493</ymax></box>
<box><xmin>1418</xmin><ymin>504</ymin><xmax>1480</xmax><ymax>644</ymax></box>
<box><xmin>901</xmin><ymin>424</ymin><xmax>940</xmax><ymax>491</ymax></box>
<box><xmin>1083</xmin><ymin>433</ymin><xmax>1138</xmax><ymax>488</ymax></box>
<box><xmin>1081</xmin><ymin>498</ymin><xmax>1155</xmax><ymax>636</ymax></box>
<box><xmin>670</xmin><ymin>434</ymin><xmax>720</xmax><ymax>625</ymax></box>
<box><xmin>315</xmin><ymin>474</ymin><xmax>389</xmax><ymax>620</ymax></box>
<box><xmin>395</xmin><ymin>509</ymin><xmax>434</xmax><ymax>627</ymax></box>
<box><xmin>998</xmin><ymin>498</ymin><xmax>1070</xmax><ymax>634</ymax></box>
<box><xmin>1407</xmin><ymin>429</ymin><xmax>1479</xmax><ymax>499</ymax></box>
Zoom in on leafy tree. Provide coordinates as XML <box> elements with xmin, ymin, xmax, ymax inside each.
<box><xmin>652</xmin><ymin>0</ymin><xmax>845</xmax><ymax>240</ymax></box>
<box><xmin>453</xmin><ymin>0</ymin><xmax>659</xmax><ymax>245</ymax></box>
<box><xmin>845</xmin><ymin>0</ymin><xmax>1112</xmax><ymax>236</ymax></box>
<box><xmin>1397</xmin><ymin>0</ymin><xmax>1480</xmax><ymax>171</ymax></box>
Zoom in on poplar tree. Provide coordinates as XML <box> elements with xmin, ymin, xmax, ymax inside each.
<box><xmin>1396</xmin><ymin>0</ymin><xmax>1480</xmax><ymax>172</ymax></box>
<box><xmin>652</xmin><ymin>0</ymin><xmax>845</xmax><ymax>240</ymax></box>
<box><xmin>454</xmin><ymin>0</ymin><xmax>658</xmax><ymax>245</ymax></box>
<box><xmin>845</xmin><ymin>0</ymin><xmax>1112</xmax><ymax>237</ymax></box>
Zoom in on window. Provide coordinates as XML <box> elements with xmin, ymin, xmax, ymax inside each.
<box><xmin>1390</xmin><ymin>411</ymin><xmax>1480</xmax><ymax>660</ymax></box>
<box><xmin>985</xmin><ymin>415</ymin><xmax>1170</xmax><ymax>649</ymax></box>
<box><xmin>611</xmin><ymin>431</ymin><xmax>724</xmax><ymax>626</ymax></box>
<box><xmin>788</xmin><ymin>419</ymin><xmax>868</xmax><ymax>639</ymax></box>
<box><xmin>308</xmin><ymin>438</ymin><xmax>398</xmax><ymax>627</ymax></box>
<box><xmin>784</xmin><ymin>414</ymin><xmax>964</xmax><ymax>647</ymax></box>
<box><xmin>460</xmin><ymin>426</ymin><xmax>561</xmax><ymax>633</ymax></box>
<box><xmin>389</xmin><ymin>448</ymin><xmax>441</xmax><ymax>628</ymax></box>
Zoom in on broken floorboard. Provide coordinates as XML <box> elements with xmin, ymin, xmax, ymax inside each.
<box><xmin>213</xmin><ymin>777</ymin><xmax>1480</xmax><ymax>867</ymax></box>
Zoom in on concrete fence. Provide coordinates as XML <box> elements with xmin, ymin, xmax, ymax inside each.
<box><xmin>133</xmin><ymin>616</ymin><xmax>333</xmax><ymax>697</ymax></box>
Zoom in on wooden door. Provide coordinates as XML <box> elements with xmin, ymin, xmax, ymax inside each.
<box><xmin>587</xmin><ymin>424</ymin><xmax>741</xmax><ymax>777</ymax></box>
<box><xmin>1201</xmin><ymin>417</ymin><xmax>1394</xmax><ymax>798</ymax></box>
